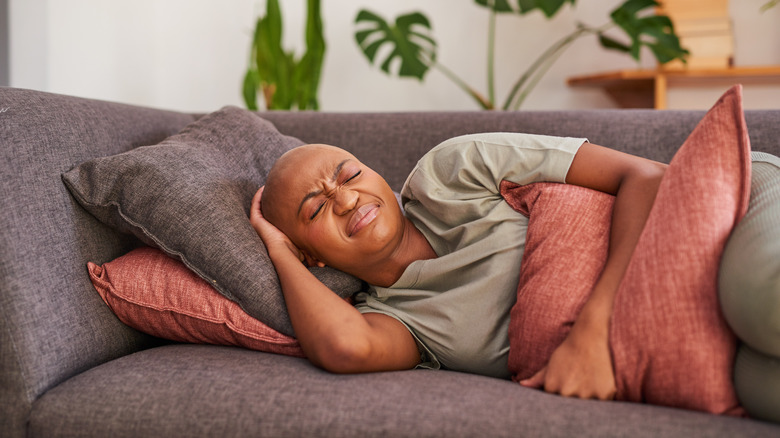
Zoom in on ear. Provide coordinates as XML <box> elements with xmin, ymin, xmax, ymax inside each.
<box><xmin>301</xmin><ymin>251</ymin><xmax>326</xmax><ymax>268</ymax></box>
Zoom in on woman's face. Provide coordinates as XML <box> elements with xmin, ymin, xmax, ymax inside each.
<box><xmin>270</xmin><ymin>145</ymin><xmax>405</xmax><ymax>275</ymax></box>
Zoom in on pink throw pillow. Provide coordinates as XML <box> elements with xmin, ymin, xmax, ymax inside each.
<box><xmin>88</xmin><ymin>246</ymin><xmax>304</xmax><ymax>357</ymax></box>
<box><xmin>609</xmin><ymin>85</ymin><xmax>750</xmax><ymax>415</ymax></box>
<box><xmin>502</xmin><ymin>181</ymin><xmax>614</xmax><ymax>381</ymax></box>
<box><xmin>502</xmin><ymin>85</ymin><xmax>750</xmax><ymax>416</ymax></box>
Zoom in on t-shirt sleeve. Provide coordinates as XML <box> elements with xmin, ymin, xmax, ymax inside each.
<box><xmin>401</xmin><ymin>132</ymin><xmax>585</xmax><ymax>224</ymax></box>
<box><xmin>407</xmin><ymin>132</ymin><xmax>584</xmax><ymax>192</ymax></box>
<box><xmin>354</xmin><ymin>299</ymin><xmax>442</xmax><ymax>371</ymax></box>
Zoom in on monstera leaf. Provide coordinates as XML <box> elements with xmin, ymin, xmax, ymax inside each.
<box><xmin>475</xmin><ymin>0</ymin><xmax>515</xmax><ymax>13</ymax></box>
<box><xmin>600</xmin><ymin>0</ymin><xmax>688</xmax><ymax>63</ymax></box>
<box><xmin>475</xmin><ymin>0</ymin><xmax>575</xmax><ymax>16</ymax></box>
<box><xmin>523</xmin><ymin>0</ymin><xmax>576</xmax><ymax>17</ymax></box>
<box><xmin>354</xmin><ymin>10</ymin><xmax>436</xmax><ymax>80</ymax></box>
<box><xmin>352</xmin><ymin>0</ymin><xmax>687</xmax><ymax>110</ymax></box>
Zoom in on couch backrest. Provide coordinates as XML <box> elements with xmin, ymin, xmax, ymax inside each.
<box><xmin>0</xmin><ymin>88</ymin><xmax>195</xmax><ymax>436</ymax></box>
<box><xmin>262</xmin><ymin>109</ymin><xmax>780</xmax><ymax>191</ymax></box>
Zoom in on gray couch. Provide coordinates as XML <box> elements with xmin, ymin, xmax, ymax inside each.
<box><xmin>2</xmin><ymin>86</ymin><xmax>779</xmax><ymax>437</ymax></box>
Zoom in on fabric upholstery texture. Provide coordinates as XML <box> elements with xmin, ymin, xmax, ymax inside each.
<box><xmin>29</xmin><ymin>344</ymin><xmax>780</xmax><ymax>438</ymax></box>
<box><xmin>0</xmin><ymin>88</ymin><xmax>196</xmax><ymax>438</ymax></box>
<box><xmin>610</xmin><ymin>85</ymin><xmax>751</xmax><ymax>415</ymax></box>
<box><xmin>62</xmin><ymin>106</ymin><xmax>363</xmax><ymax>335</ymax></box>
<box><xmin>719</xmin><ymin>153</ymin><xmax>780</xmax><ymax>357</ymax></box>
<box><xmin>734</xmin><ymin>344</ymin><xmax>780</xmax><ymax>423</ymax></box>
<box><xmin>89</xmin><ymin>247</ymin><xmax>303</xmax><ymax>357</ymax></box>
<box><xmin>501</xmin><ymin>86</ymin><xmax>750</xmax><ymax>415</ymax></box>
<box><xmin>4</xmin><ymin>86</ymin><xmax>780</xmax><ymax>438</ymax></box>
<box><xmin>720</xmin><ymin>152</ymin><xmax>780</xmax><ymax>423</ymax></box>
<box><xmin>501</xmin><ymin>182</ymin><xmax>614</xmax><ymax>382</ymax></box>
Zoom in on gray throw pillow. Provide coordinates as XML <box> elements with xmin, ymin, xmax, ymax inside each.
<box><xmin>62</xmin><ymin>106</ymin><xmax>363</xmax><ymax>336</ymax></box>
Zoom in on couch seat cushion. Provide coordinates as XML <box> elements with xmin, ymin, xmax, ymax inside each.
<box><xmin>29</xmin><ymin>345</ymin><xmax>779</xmax><ymax>438</ymax></box>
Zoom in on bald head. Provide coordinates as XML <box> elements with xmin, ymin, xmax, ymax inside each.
<box><xmin>258</xmin><ymin>144</ymin><xmax>406</xmax><ymax>277</ymax></box>
<box><xmin>261</xmin><ymin>144</ymin><xmax>356</xmax><ymax>231</ymax></box>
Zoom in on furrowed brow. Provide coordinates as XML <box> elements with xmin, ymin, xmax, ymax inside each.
<box><xmin>296</xmin><ymin>159</ymin><xmax>350</xmax><ymax>215</ymax></box>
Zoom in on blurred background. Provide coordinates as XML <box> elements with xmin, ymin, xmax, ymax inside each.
<box><xmin>4</xmin><ymin>0</ymin><xmax>779</xmax><ymax>112</ymax></box>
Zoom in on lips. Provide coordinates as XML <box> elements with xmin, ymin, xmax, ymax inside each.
<box><xmin>347</xmin><ymin>204</ymin><xmax>379</xmax><ymax>237</ymax></box>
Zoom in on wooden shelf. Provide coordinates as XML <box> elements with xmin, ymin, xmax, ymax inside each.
<box><xmin>567</xmin><ymin>66</ymin><xmax>780</xmax><ymax>109</ymax></box>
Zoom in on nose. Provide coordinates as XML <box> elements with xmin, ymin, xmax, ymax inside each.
<box><xmin>333</xmin><ymin>188</ymin><xmax>358</xmax><ymax>216</ymax></box>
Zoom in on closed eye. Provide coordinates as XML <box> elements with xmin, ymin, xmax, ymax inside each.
<box><xmin>309</xmin><ymin>170</ymin><xmax>361</xmax><ymax>220</ymax></box>
<box><xmin>310</xmin><ymin>202</ymin><xmax>325</xmax><ymax>220</ymax></box>
<box><xmin>345</xmin><ymin>170</ymin><xmax>361</xmax><ymax>183</ymax></box>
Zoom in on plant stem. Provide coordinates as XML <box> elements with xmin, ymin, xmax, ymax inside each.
<box><xmin>510</xmin><ymin>38</ymin><xmax>572</xmax><ymax>110</ymax></box>
<box><xmin>503</xmin><ymin>26</ymin><xmax>586</xmax><ymax>109</ymax></box>
<box><xmin>420</xmin><ymin>53</ymin><xmax>493</xmax><ymax>109</ymax></box>
<box><xmin>502</xmin><ymin>22</ymin><xmax>611</xmax><ymax>110</ymax></box>
<box><xmin>487</xmin><ymin>9</ymin><xmax>497</xmax><ymax>107</ymax></box>
<box><xmin>761</xmin><ymin>0</ymin><xmax>779</xmax><ymax>12</ymax></box>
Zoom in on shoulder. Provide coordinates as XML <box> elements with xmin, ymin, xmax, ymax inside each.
<box><xmin>416</xmin><ymin>132</ymin><xmax>585</xmax><ymax>170</ymax></box>
<box><xmin>431</xmin><ymin>132</ymin><xmax>582</xmax><ymax>151</ymax></box>
<box><xmin>408</xmin><ymin>132</ymin><xmax>584</xmax><ymax>184</ymax></box>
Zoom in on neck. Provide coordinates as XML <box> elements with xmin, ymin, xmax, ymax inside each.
<box><xmin>361</xmin><ymin>217</ymin><xmax>436</xmax><ymax>287</ymax></box>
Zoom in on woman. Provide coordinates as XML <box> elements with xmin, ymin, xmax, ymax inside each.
<box><xmin>250</xmin><ymin>133</ymin><xmax>666</xmax><ymax>401</ymax></box>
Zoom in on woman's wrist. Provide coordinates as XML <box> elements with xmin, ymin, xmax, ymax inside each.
<box><xmin>578</xmin><ymin>266</ymin><xmax>623</xmax><ymax>331</ymax></box>
<box><xmin>576</xmin><ymin>292</ymin><xmax>613</xmax><ymax>337</ymax></box>
<box><xmin>265</xmin><ymin>240</ymin><xmax>304</xmax><ymax>266</ymax></box>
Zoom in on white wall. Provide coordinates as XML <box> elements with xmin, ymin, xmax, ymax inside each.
<box><xmin>9</xmin><ymin>0</ymin><xmax>780</xmax><ymax>112</ymax></box>
<box><xmin>9</xmin><ymin>0</ymin><xmax>48</xmax><ymax>91</ymax></box>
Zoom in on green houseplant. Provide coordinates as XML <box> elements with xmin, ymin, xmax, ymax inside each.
<box><xmin>243</xmin><ymin>0</ymin><xmax>325</xmax><ymax>110</ymax></box>
<box><xmin>354</xmin><ymin>0</ymin><xmax>688</xmax><ymax>110</ymax></box>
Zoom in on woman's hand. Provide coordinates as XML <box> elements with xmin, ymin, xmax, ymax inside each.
<box><xmin>519</xmin><ymin>311</ymin><xmax>616</xmax><ymax>401</ymax></box>
<box><xmin>250</xmin><ymin>186</ymin><xmax>305</xmax><ymax>263</ymax></box>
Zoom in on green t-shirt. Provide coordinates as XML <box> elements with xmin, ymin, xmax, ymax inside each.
<box><xmin>355</xmin><ymin>132</ymin><xmax>585</xmax><ymax>379</ymax></box>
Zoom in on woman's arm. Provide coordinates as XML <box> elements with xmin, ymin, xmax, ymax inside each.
<box><xmin>250</xmin><ymin>187</ymin><xmax>420</xmax><ymax>373</ymax></box>
<box><xmin>520</xmin><ymin>142</ymin><xmax>667</xmax><ymax>400</ymax></box>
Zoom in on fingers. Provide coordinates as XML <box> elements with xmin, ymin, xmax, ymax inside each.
<box><xmin>249</xmin><ymin>186</ymin><xmax>276</xmax><ymax>235</ymax></box>
<box><xmin>519</xmin><ymin>367</ymin><xmax>546</xmax><ymax>389</ymax></box>
<box><xmin>251</xmin><ymin>186</ymin><xmax>265</xmax><ymax>219</ymax></box>
<box><xmin>518</xmin><ymin>367</ymin><xmax>615</xmax><ymax>401</ymax></box>
<box><xmin>249</xmin><ymin>186</ymin><xmax>307</xmax><ymax>264</ymax></box>
<box><xmin>302</xmin><ymin>252</ymin><xmax>325</xmax><ymax>268</ymax></box>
